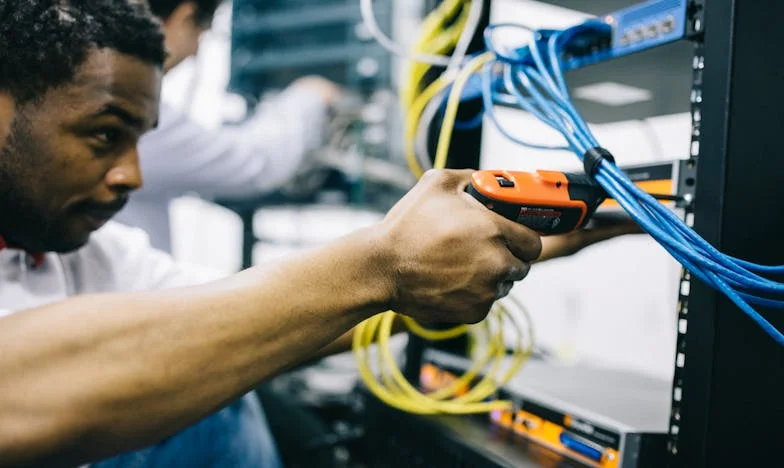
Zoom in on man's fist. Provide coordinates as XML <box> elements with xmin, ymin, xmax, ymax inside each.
<box><xmin>379</xmin><ymin>169</ymin><xmax>542</xmax><ymax>325</ymax></box>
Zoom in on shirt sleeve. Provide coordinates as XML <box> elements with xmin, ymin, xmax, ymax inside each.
<box><xmin>137</xmin><ymin>85</ymin><xmax>330</xmax><ymax>199</ymax></box>
<box><xmin>63</xmin><ymin>222</ymin><xmax>225</xmax><ymax>294</ymax></box>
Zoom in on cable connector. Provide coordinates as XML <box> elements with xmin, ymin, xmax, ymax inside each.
<box><xmin>582</xmin><ymin>147</ymin><xmax>615</xmax><ymax>177</ymax></box>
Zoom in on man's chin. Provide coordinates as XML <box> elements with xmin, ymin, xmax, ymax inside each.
<box><xmin>44</xmin><ymin>230</ymin><xmax>92</xmax><ymax>253</ymax></box>
<box><xmin>50</xmin><ymin>242</ymin><xmax>89</xmax><ymax>253</ymax></box>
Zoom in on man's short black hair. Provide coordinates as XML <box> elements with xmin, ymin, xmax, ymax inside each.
<box><xmin>146</xmin><ymin>0</ymin><xmax>220</xmax><ymax>24</ymax></box>
<box><xmin>0</xmin><ymin>0</ymin><xmax>166</xmax><ymax>103</ymax></box>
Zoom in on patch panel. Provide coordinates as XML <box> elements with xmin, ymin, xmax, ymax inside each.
<box><xmin>608</xmin><ymin>0</ymin><xmax>688</xmax><ymax>55</ymax></box>
<box><xmin>557</xmin><ymin>0</ymin><xmax>689</xmax><ymax>71</ymax></box>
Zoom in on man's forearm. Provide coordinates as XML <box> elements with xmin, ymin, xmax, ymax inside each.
<box><xmin>0</xmin><ymin>228</ymin><xmax>391</xmax><ymax>467</ymax></box>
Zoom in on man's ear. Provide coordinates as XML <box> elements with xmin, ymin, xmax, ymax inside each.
<box><xmin>162</xmin><ymin>1</ymin><xmax>198</xmax><ymax>29</ymax></box>
<box><xmin>0</xmin><ymin>93</ymin><xmax>16</xmax><ymax>148</ymax></box>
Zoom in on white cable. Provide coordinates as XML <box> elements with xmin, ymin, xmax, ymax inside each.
<box><xmin>360</xmin><ymin>0</ymin><xmax>458</xmax><ymax>67</ymax></box>
<box><xmin>414</xmin><ymin>90</ymin><xmax>445</xmax><ymax>171</ymax></box>
<box><xmin>445</xmin><ymin>0</ymin><xmax>484</xmax><ymax>76</ymax></box>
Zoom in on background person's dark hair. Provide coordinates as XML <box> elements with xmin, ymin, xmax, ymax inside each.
<box><xmin>0</xmin><ymin>0</ymin><xmax>166</xmax><ymax>103</ymax></box>
<box><xmin>146</xmin><ymin>0</ymin><xmax>220</xmax><ymax>25</ymax></box>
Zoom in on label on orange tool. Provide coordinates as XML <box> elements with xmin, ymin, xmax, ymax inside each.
<box><xmin>517</xmin><ymin>207</ymin><xmax>565</xmax><ymax>231</ymax></box>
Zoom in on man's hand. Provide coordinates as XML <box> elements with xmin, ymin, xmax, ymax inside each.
<box><xmin>379</xmin><ymin>169</ymin><xmax>542</xmax><ymax>325</ymax></box>
<box><xmin>537</xmin><ymin>218</ymin><xmax>644</xmax><ymax>263</ymax></box>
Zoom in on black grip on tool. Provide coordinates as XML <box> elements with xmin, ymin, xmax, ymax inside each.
<box><xmin>583</xmin><ymin>147</ymin><xmax>615</xmax><ymax>177</ymax></box>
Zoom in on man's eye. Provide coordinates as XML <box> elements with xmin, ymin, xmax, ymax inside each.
<box><xmin>93</xmin><ymin>129</ymin><xmax>121</xmax><ymax>145</ymax></box>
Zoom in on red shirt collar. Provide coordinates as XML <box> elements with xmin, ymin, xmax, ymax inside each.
<box><xmin>0</xmin><ymin>235</ymin><xmax>45</xmax><ymax>268</ymax></box>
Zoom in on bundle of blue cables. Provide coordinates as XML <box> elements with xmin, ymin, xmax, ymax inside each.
<box><xmin>451</xmin><ymin>21</ymin><xmax>784</xmax><ymax>345</ymax></box>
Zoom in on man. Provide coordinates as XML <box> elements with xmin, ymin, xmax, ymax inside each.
<box><xmin>0</xmin><ymin>1</ymin><xmax>635</xmax><ymax>466</ymax></box>
<box><xmin>114</xmin><ymin>0</ymin><xmax>345</xmax><ymax>252</ymax></box>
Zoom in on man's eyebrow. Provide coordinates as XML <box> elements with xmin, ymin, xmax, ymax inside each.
<box><xmin>91</xmin><ymin>104</ymin><xmax>145</xmax><ymax>130</ymax></box>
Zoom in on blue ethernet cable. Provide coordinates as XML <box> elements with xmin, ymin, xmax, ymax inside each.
<box><xmin>595</xmin><ymin>166</ymin><xmax>784</xmax><ymax>345</ymax></box>
<box><xmin>479</xmin><ymin>62</ymin><xmax>570</xmax><ymax>151</ymax></box>
<box><xmin>477</xmin><ymin>20</ymin><xmax>784</xmax><ymax>345</ymax></box>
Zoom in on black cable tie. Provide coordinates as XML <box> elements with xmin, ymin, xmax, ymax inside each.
<box><xmin>583</xmin><ymin>147</ymin><xmax>615</xmax><ymax>177</ymax></box>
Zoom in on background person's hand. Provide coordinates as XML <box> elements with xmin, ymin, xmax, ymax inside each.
<box><xmin>289</xmin><ymin>75</ymin><xmax>345</xmax><ymax>107</ymax></box>
<box><xmin>379</xmin><ymin>169</ymin><xmax>542</xmax><ymax>325</ymax></box>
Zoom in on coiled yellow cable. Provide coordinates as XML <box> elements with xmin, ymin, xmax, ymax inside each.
<box><xmin>353</xmin><ymin>296</ymin><xmax>533</xmax><ymax>415</ymax></box>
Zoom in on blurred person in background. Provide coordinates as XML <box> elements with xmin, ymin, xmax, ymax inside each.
<box><xmin>115</xmin><ymin>0</ymin><xmax>345</xmax><ymax>252</ymax></box>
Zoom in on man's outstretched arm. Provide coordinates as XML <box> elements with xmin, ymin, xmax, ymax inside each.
<box><xmin>0</xmin><ymin>170</ymin><xmax>542</xmax><ymax>468</ymax></box>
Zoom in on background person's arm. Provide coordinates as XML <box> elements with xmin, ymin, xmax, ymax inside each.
<box><xmin>0</xmin><ymin>170</ymin><xmax>540</xmax><ymax>468</ymax></box>
<box><xmin>136</xmin><ymin>77</ymin><xmax>341</xmax><ymax>199</ymax></box>
<box><xmin>535</xmin><ymin>219</ymin><xmax>643</xmax><ymax>263</ymax></box>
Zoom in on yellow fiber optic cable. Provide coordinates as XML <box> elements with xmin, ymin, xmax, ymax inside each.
<box><xmin>401</xmin><ymin>0</ymin><xmax>469</xmax><ymax>108</ymax></box>
<box><xmin>433</xmin><ymin>52</ymin><xmax>495</xmax><ymax>170</ymax></box>
<box><xmin>404</xmin><ymin>75</ymin><xmax>453</xmax><ymax>177</ymax></box>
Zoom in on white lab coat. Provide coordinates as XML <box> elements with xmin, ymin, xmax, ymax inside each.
<box><xmin>115</xmin><ymin>86</ymin><xmax>329</xmax><ymax>252</ymax></box>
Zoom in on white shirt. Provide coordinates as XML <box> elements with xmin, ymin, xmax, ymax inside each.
<box><xmin>0</xmin><ymin>222</ymin><xmax>281</xmax><ymax>465</ymax></box>
<box><xmin>0</xmin><ymin>222</ymin><xmax>219</xmax><ymax>318</ymax></box>
<box><xmin>115</xmin><ymin>86</ymin><xmax>329</xmax><ymax>252</ymax></box>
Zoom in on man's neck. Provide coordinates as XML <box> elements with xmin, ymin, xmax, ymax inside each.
<box><xmin>0</xmin><ymin>234</ymin><xmax>46</xmax><ymax>267</ymax></box>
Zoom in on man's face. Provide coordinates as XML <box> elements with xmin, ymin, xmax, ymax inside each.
<box><xmin>0</xmin><ymin>49</ymin><xmax>161</xmax><ymax>253</ymax></box>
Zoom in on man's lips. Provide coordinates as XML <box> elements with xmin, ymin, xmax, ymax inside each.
<box><xmin>84</xmin><ymin>206</ymin><xmax>119</xmax><ymax>217</ymax></box>
<box><xmin>72</xmin><ymin>198</ymin><xmax>128</xmax><ymax>228</ymax></box>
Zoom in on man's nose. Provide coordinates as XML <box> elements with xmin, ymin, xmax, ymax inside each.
<box><xmin>105</xmin><ymin>148</ymin><xmax>143</xmax><ymax>193</ymax></box>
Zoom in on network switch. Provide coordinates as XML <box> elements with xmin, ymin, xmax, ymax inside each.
<box><xmin>420</xmin><ymin>349</ymin><xmax>671</xmax><ymax>468</ymax></box>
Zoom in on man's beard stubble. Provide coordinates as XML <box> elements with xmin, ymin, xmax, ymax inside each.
<box><xmin>0</xmin><ymin>115</ymin><xmax>59</xmax><ymax>252</ymax></box>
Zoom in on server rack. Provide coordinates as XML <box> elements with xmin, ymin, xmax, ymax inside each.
<box><xmin>228</xmin><ymin>0</ymin><xmax>393</xmax><ymax>97</ymax></box>
<box><xmin>670</xmin><ymin>0</ymin><xmax>784</xmax><ymax>465</ymax></box>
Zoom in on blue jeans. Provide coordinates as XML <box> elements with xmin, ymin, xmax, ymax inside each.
<box><xmin>93</xmin><ymin>394</ymin><xmax>282</xmax><ymax>468</ymax></box>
